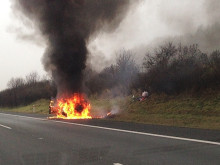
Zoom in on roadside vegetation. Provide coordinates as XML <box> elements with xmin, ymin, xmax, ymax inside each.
<box><xmin>90</xmin><ymin>90</ymin><xmax>220</xmax><ymax>130</ymax></box>
<box><xmin>1</xmin><ymin>99</ymin><xmax>50</xmax><ymax>114</ymax></box>
<box><xmin>1</xmin><ymin>42</ymin><xmax>220</xmax><ymax>130</ymax></box>
<box><xmin>1</xmin><ymin>91</ymin><xmax>219</xmax><ymax>130</ymax></box>
<box><xmin>0</xmin><ymin>72</ymin><xmax>56</xmax><ymax>107</ymax></box>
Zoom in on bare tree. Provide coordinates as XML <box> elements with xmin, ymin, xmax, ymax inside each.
<box><xmin>115</xmin><ymin>49</ymin><xmax>139</xmax><ymax>94</ymax></box>
<box><xmin>7</xmin><ymin>77</ymin><xmax>25</xmax><ymax>106</ymax></box>
<box><xmin>25</xmin><ymin>71</ymin><xmax>40</xmax><ymax>85</ymax></box>
<box><xmin>143</xmin><ymin>42</ymin><xmax>177</xmax><ymax>70</ymax></box>
<box><xmin>7</xmin><ymin>77</ymin><xmax>25</xmax><ymax>89</ymax></box>
<box><xmin>142</xmin><ymin>43</ymin><xmax>218</xmax><ymax>93</ymax></box>
<box><xmin>210</xmin><ymin>50</ymin><xmax>220</xmax><ymax>74</ymax></box>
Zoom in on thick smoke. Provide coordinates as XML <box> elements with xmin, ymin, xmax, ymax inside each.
<box><xmin>157</xmin><ymin>0</ymin><xmax>220</xmax><ymax>53</ymax></box>
<box><xmin>13</xmin><ymin>0</ymin><xmax>132</xmax><ymax>96</ymax></box>
<box><xmin>87</xmin><ymin>0</ymin><xmax>220</xmax><ymax>70</ymax></box>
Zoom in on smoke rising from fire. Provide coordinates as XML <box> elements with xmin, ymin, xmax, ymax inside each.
<box><xmin>11</xmin><ymin>0</ymin><xmax>220</xmax><ymax>91</ymax></box>
<box><xmin>13</xmin><ymin>0</ymin><xmax>135</xmax><ymax>96</ymax></box>
<box><xmin>88</xmin><ymin>0</ymin><xmax>220</xmax><ymax>70</ymax></box>
<box><xmin>157</xmin><ymin>0</ymin><xmax>220</xmax><ymax>53</ymax></box>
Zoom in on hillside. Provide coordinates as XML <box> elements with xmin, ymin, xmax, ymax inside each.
<box><xmin>91</xmin><ymin>90</ymin><xmax>220</xmax><ymax>130</ymax></box>
<box><xmin>1</xmin><ymin>90</ymin><xmax>220</xmax><ymax>130</ymax></box>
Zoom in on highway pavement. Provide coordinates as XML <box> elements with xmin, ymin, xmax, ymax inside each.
<box><xmin>0</xmin><ymin>112</ymin><xmax>219</xmax><ymax>165</ymax></box>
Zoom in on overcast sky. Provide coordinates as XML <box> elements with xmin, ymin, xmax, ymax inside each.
<box><xmin>88</xmin><ymin>0</ymin><xmax>218</xmax><ymax>69</ymax></box>
<box><xmin>0</xmin><ymin>1</ymin><xmax>46</xmax><ymax>91</ymax></box>
<box><xmin>0</xmin><ymin>0</ymin><xmax>219</xmax><ymax>91</ymax></box>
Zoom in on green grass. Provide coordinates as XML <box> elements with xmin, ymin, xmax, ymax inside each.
<box><xmin>91</xmin><ymin>91</ymin><xmax>220</xmax><ymax>130</ymax></box>
<box><xmin>0</xmin><ymin>99</ymin><xmax>50</xmax><ymax>114</ymax></box>
<box><xmin>1</xmin><ymin>91</ymin><xmax>220</xmax><ymax>130</ymax></box>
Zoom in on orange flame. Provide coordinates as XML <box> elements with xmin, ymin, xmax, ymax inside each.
<box><xmin>53</xmin><ymin>93</ymin><xmax>92</xmax><ymax>119</ymax></box>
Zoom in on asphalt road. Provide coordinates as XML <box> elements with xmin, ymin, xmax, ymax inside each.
<box><xmin>0</xmin><ymin>112</ymin><xmax>219</xmax><ymax>165</ymax></box>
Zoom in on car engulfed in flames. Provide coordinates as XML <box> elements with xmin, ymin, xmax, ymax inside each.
<box><xmin>49</xmin><ymin>93</ymin><xmax>92</xmax><ymax>119</ymax></box>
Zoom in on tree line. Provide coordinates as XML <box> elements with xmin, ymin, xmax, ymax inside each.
<box><xmin>1</xmin><ymin>42</ymin><xmax>220</xmax><ymax>107</ymax></box>
<box><xmin>84</xmin><ymin>43</ymin><xmax>220</xmax><ymax>96</ymax></box>
<box><xmin>0</xmin><ymin>72</ymin><xmax>56</xmax><ymax>107</ymax></box>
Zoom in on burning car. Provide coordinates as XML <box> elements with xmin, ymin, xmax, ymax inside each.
<box><xmin>49</xmin><ymin>93</ymin><xmax>92</xmax><ymax>119</ymax></box>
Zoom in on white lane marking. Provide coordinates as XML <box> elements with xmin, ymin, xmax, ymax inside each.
<box><xmin>51</xmin><ymin>120</ymin><xmax>220</xmax><ymax>146</ymax></box>
<box><xmin>0</xmin><ymin>123</ymin><xmax>12</xmax><ymax>129</ymax></box>
<box><xmin>114</xmin><ymin>163</ymin><xmax>123</xmax><ymax>165</ymax></box>
<box><xmin>0</xmin><ymin>112</ymin><xmax>47</xmax><ymax>121</ymax></box>
<box><xmin>0</xmin><ymin>112</ymin><xmax>220</xmax><ymax>146</ymax></box>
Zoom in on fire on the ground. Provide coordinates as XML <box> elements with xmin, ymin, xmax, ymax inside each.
<box><xmin>49</xmin><ymin>93</ymin><xmax>92</xmax><ymax>119</ymax></box>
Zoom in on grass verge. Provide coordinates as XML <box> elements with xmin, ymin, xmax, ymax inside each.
<box><xmin>91</xmin><ymin>91</ymin><xmax>220</xmax><ymax>130</ymax></box>
<box><xmin>0</xmin><ymin>99</ymin><xmax>50</xmax><ymax>114</ymax></box>
<box><xmin>1</xmin><ymin>91</ymin><xmax>219</xmax><ymax>130</ymax></box>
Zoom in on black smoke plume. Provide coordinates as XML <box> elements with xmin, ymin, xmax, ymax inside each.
<box><xmin>13</xmin><ymin>0</ymin><xmax>132</xmax><ymax>96</ymax></box>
